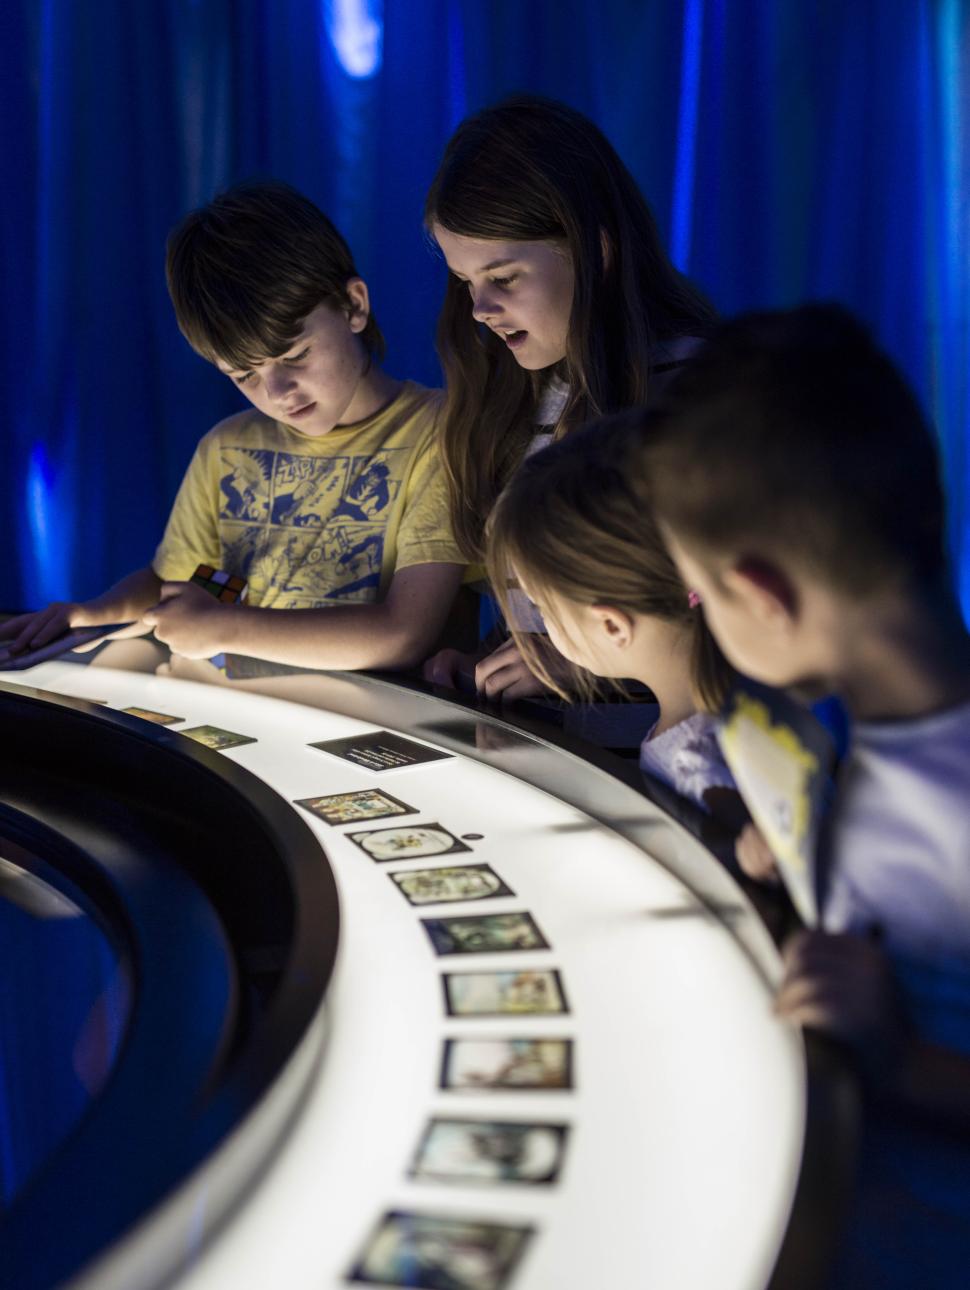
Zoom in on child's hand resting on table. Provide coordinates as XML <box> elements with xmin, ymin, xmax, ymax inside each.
<box><xmin>0</xmin><ymin>567</ymin><xmax>161</xmax><ymax>657</ymax></box>
<box><xmin>474</xmin><ymin>637</ymin><xmax>554</xmax><ymax>702</ymax></box>
<box><xmin>0</xmin><ymin>600</ymin><xmax>148</xmax><ymax>656</ymax></box>
<box><xmin>424</xmin><ymin>636</ymin><xmax>573</xmax><ymax>703</ymax></box>
<box><xmin>0</xmin><ymin>601</ymin><xmax>85</xmax><ymax>654</ymax></box>
<box><xmin>422</xmin><ymin>647</ymin><xmax>485</xmax><ymax>694</ymax></box>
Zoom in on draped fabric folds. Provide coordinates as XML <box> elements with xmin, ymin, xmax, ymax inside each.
<box><xmin>2</xmin><ymin>0</ymin><xmax>968</xmax><ymax>608</ymax></box>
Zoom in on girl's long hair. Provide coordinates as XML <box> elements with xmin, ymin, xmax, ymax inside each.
<box><xmin>426</xmin><ymin>95</ymin><xmax>717</xmax><ymax>561</ymax></box>
<box><xmin>485</xmin><ymin>409</ymin><xmax>734</xmax><ymax>711</ymax></box>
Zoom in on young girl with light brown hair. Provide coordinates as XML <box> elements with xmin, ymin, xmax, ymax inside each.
<box><xmin>485</xmin><ymin>409</ymin><xmax>738</xmax><ymax>813</ymax></box>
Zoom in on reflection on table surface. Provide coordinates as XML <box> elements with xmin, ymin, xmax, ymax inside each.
<box><xmin>0</xmin><ymin>851</ymin><xmax>129</xmax><ymax>1211</ymax></box>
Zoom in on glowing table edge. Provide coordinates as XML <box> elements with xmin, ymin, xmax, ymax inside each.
<box><xmin>2</xmin><ymin>653</ymin><xmax>807</xmax><ymax>1290</ymax></box>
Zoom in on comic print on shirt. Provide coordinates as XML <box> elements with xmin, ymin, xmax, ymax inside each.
<box><xmin>153</xmin><ymin>383</ymin><xmax>464</xmax><ymax>610</ymax></box>
<box><xmin>218</xmin><ymin>448</ymin><xmax>403</xmax><ymax>607</ymax></box>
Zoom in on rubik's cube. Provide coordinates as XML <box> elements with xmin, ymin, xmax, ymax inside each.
<box><xmin>190</xmin><ymin>564</ymin><xmax>248</xmax><ymax>603</ymax></box>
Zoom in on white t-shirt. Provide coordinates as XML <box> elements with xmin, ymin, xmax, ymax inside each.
<box><xmin>534</xmin><ymin>374</ymin><xmax>570</xmax><ymax>428</ymax></box>
<box><xmin>821</xmin><ymin>699</ymin><xmax>970</xmax><ymax>1053</ymax></box>
<box><xmin>639</xmin><ymin>712</ymin><xmax>736</xmax><ymax>809</ymax></box>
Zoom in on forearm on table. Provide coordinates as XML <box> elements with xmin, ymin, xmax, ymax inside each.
<box><xmin>81</xmin><ymin>566</ymin><xmax>163</xmax><ymax>624</ymax></box>
<box><xmin>215</xmin><ymin>601</ymin><xmax>434</xmax><ymax>670</ymax></box>
<box><xmin>213</xmin><ymin>559</ymin><xmax>466</xmax><ymax>670</ymax></box>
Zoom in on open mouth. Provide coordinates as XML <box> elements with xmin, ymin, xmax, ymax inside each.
<box><xmin>502</xmin><ymin>330</ymin><xmax>528</xmax><ymax>349</ymax></box>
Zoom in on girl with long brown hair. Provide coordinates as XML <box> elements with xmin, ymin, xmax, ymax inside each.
<box><xmin>422</xmin><ymin>94</ymin><xmax>716</xmax><ymax>698</ymax></box>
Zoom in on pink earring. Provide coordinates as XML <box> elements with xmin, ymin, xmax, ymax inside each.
<box><xmin>687</xmin><ymin>590</ymin><xmax>702</xmax><ymax>608</ymax></box>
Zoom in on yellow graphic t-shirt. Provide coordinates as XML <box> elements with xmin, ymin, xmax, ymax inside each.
<box><xmin>153</xmin><ymin>382</ymin><xmax>463</xmax><ymax>607</ymax></box>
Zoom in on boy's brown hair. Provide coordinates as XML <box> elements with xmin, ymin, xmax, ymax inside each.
<box><xmin>648</xmin><ymin>304</ymin><xmax>947</xmax><ymax>595</ymax></box>
<box><xmin>165</xmin><ymin>180</ymin><xmax>384</xmax><ymax>371</ymax></box>
<box><xmin>485</xmin><ymin>410</ymin><xmax>734</xmax><ymax>711</ymax></box>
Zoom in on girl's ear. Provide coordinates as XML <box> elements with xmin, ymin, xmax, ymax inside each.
<box><xmin>344</xmin><ymin>277</ymin><xmax>371</xmax><ymax>332</ymax></box>
<box><xmin>588</xmin><ymin>603</ymin><xmax>634</xmax><ymax>649</ymax></box>
<box><xmin>724</xmin><ymin>557</ymin><xmax>799</xmax><ymax>625</ymax></box>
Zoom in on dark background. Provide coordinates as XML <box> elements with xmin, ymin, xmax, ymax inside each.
<box><xmin>2</xmin><ymin>0</ymin><xmax>968</xmax><ymax>610</ymax></box>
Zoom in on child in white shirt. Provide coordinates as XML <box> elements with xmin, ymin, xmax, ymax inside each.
<box><xmin>648</xmin><ymin>303</ymin><xmax>970</xmax><ymax>1286</ymax></box>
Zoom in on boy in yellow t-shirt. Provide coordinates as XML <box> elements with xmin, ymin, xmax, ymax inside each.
<box><xmin>1</xmin><ymin>182</ymin><xmax>465</xmax><ymax>670</ymax></box>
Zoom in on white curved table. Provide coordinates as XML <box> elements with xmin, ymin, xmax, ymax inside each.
<box><xmin>5</xmin><ymin>657</ymin><xmax>805</xmax><ymax>1290</ymax></box>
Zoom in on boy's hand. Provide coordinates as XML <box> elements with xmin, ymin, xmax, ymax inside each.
<box><xmin>776</xmin><ymin>929</ymin><xmax>902</xmax><ymax>1071</ymax></box>
<box><xmin>735</xmin><ymin>822</ymin><xmax>779</xmax><ymax>882</ymax></box>
<box><xmin>0</xmin><ymin>601</ymin><xmax>141</xmax><ymax>656</ymax></box>
<box><xmin>0</xmin><ymin>601</ymin><xmax>84</xmax><ymax>654</ymax></box>
<box><xmin>143</xmin><ymin>582</ymin><xmax>231</xmax><ymax>659</ymax></box>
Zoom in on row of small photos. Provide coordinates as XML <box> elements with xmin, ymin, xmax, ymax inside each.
<box><xmin>116</xmin><ymin>715</ymin><xmax>570</xmax><ymax>1289</ymax></box>
<box><xmin>300</xmin><ymin>731</ymin><xmax>573</xmax><ymax>1290</ymax></box>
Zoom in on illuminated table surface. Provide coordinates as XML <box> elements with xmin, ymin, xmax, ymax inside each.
<box><xmin>5</xmin><ymin>657</ymin><xmax>805</xmax><ymax>1290</ymax></box>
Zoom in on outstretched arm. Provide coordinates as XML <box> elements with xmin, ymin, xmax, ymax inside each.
<box><xmin>143</xmin><ymin>561</ymin><xmax>465</xmax><ymax>671</ymax></box>
<box><xmin>0</xmin><ymin>566</ymin><xmax>163</xmax><ymax>654</ymax></box>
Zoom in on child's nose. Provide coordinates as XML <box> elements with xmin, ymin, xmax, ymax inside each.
<box><xmin>471</xmin><ymin>286</ymin><xmax>501</xmax><ymax>324</ymax></box>
<box><xmin>264</xmin><ymin>364</ymin><xmax>297</xmax><ymax>400</ymax></box>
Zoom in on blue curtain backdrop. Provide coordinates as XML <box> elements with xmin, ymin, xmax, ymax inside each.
<box><xmin>2</xmin><ymin>0</ymin><xmax>968</xmax><ymax>610</ymax></box>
